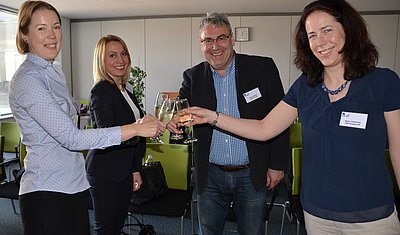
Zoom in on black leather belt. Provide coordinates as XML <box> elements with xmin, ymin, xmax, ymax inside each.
<box><xmin>210</xmin><ymin>163</ymin><xmax>250</xmax><ymax>172</ymax></box>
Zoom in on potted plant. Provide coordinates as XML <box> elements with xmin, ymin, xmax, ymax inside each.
<box><xmin>128</xmin><ymin>66</ymin><xmax>147</xmax><ymax>112</ymax></box>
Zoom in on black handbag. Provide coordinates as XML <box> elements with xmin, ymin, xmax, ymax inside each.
<box><xmin>131</xmin><ymin>161</ymin><xmax>168</xmax><ymax>205</ymax></box>
<box><xmin>121</xmin><ymin>214</ymin><xmax>156</xmax><ymax>235</ymax></box>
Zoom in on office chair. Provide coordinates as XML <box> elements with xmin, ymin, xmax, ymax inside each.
<box><xmin>0</xmin><ymin>141</ymin><xmax>26</xmax><ymax>214</ymax></box>
<box><xmin>285</xmin><ymin>122</ymin><xmax>303</xmax><ymax>235</ymax></box>
<box><xmin>289</xmin><ymin>147</ymin><xmax>303</xmax><ymax>235</ymax></box>
<box><xmin>0</xmin><ymin>122</ymin><xmax>21</xmax><ymax>157</ymax></box>
<box><xmin>127</xmin><ymin>142</ymin><xmax>193</xmax><ymax>235</ymax></box>
<box><xmin>0</xmin><ymin>135</ymin><xmax>7</xmax><ymax>182</ymax></box>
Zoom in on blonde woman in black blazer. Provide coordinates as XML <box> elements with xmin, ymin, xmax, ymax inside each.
<box><xmin>86</xmin><ymin>35</ymin><xmax>160</xmax><ymax>235</ymax></box>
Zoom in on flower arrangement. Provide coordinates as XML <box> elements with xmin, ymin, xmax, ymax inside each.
<box><xmin>128</xmin><ymin>66</ymin><xmax>147</xmax><ymax>111</ymax></box>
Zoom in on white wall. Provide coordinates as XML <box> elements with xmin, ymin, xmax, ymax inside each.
<box><xmin>363</xmin><ymin>15</ymin><xmax>398</xmax><ymax>70</ymax></box>
<box><xmin>145</xmin><ymin>18</ymin><xmax>192</xmax><ymax>112</ymax></box>
<box><xmin>240</xmin><ymin>16</ymin><xmax>292</xmax><ymax>93</ymax></box>
<box><xmin>70</xmin><ymin>21</ymin><xmax>101</xmax><ymax>100</ymax></box>
<box><xmin>70</xmin><ymin>14</ymin><xmax>400</xmax><ymax>114</ymax></box>
<box><xmin>60</xmin><ymin>17</ymin><xmax>72</xmax><ymax>91</ymax></box>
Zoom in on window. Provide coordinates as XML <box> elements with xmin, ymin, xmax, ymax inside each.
<box><xmin>0</xmin><ymin>9</ymin><xmax>24</xmax><ymax>118</ymax></box>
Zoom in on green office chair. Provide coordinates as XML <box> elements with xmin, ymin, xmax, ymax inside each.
<box><xmin>290</xmin><ymin>148</ymin><xmax>303</xmax><ymax>235</ymax></box>
<box><xmin>288</xmin><ymin>122</ymin><xmax>303</xmax><ymax>235</ymax></box>
<box><xmin>18</xmin><ymin>141</ymin><xmax>27</xmax><ymax>168</ymax></box>
<box><xmin>0</xmin><ymin>135</ymin><xmax>7</xmax><ymax>182</ymax></box>
<box><xmin>0</xmin><ymin>122</ymin><xmax>21</xmax><ymax>157</ymax></box>
<box><xmin>0</xmin><ymin>122</ymin><xmax>21</xmax><ymax>185</ymax></box>
<box><xmin>290</xmin><ymin>122</ymin><xmax>302</xmax><ymax>148</ymax></box>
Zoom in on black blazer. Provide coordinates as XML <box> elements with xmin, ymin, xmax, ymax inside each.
<box><xmin>180</xmin><ymin>53</ymin><xmax>290</xmax><ymax>194</ymax></box>
<box><xmin>86</xmin><ymin>80</ymin><xmax>145</xmax><ymax>182</ymax></box>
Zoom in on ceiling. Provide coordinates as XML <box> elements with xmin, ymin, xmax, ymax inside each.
<box><xmin>0</xmin><ymin>0</ymin><xmax>399</xmax><ymax>20</ymax></box>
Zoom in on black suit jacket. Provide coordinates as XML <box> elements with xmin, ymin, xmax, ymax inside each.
<box><xmin>86</xmin><ymin>80</ymin><xmax>145</xmax><ymax>182</ymax></box>
<box><xmin>179</xmin><ymin>53</ymin><xmax>290</xmax><ymax>194</ymax></box>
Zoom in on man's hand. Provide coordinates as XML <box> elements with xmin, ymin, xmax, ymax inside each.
<box><xmin>266</xmin><ymin>168</ymin><xmax>284</xmax><ymax>190</ymax></box>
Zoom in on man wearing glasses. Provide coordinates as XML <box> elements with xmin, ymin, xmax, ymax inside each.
<box><xmin>172</xmin><ymin>11</ymin><xmax>290</xmax><ymax>234</ymax></box>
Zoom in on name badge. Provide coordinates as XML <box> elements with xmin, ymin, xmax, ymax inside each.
<box><xmin>243</xmin><ymin>87</ymin><xmax>262</xmax><ymax>103</ymax></box>
<box><xmin>339</xmin><ymin>111</ymin><xmax>368</xmax><ymax>129</ymax></box>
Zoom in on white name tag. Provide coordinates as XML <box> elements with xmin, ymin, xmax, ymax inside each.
<box><xmin>339</xmin><ymin>111</ymin><xmax>368</xmax><ymax>129</ymax></box>
<box><xmin>243</xmin><ymin>87</ymin><xmax>262</xmax><ymax>103</ymax></box>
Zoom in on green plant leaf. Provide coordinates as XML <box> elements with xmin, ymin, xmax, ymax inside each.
<box><xmin>128</xmin><ymin>66</ymin><xmax>147</xmax><ymax>113</ymax></box>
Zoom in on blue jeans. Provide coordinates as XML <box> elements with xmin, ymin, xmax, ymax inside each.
<box><xmin>197</xmin><ymin>164</ymin><xmax>267</xmax><ymax>235</ymax></box>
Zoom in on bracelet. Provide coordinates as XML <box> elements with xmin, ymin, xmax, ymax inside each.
<box><xmin>211</xmin><ymin>111</ymin><xmax>220</xmax><ymax>127</ymax></box>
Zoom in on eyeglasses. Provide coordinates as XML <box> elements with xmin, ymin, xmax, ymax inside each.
<box><xmin>200</xmin><ymin>34</ymin><xmax>231</xmax><ymax>45</ymax></box>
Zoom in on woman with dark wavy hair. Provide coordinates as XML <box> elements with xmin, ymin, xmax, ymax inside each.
<box><xmin>181</xmin><ymin>0</ymin><xmax>400</xmax><ymax>234</ymax></box>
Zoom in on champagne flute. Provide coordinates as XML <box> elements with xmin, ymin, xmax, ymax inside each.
<box><xmin>151</xmin><ymin>98</ymin><xmax>175</xmax><ymax>144</ymax></box>
<box><xmin>159</xmin><ymin>98</ymin><xmax>175</xmax><ymax>125</ymax></box>
<box><xmin>150</xmin><ymin>92</ymin><xmax>168</xmax><ymax>143</ymax></box>
<box><xmin>175</xmin><ymin>98</ymin><xmax>197</xmax><ymax>144</ymax></box>
<box><xmin>154</xmin><ymin>92</ymin><xmax>169</xmax><ymax>118</ymax></box>
<box><xmin>150</xmin><ymin>93</ymin><xmax>169</xmax><ymax>143</ymax></box>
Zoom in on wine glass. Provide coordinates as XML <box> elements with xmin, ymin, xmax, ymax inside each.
<box><xmin>151</xmin><ymin>98</ymin><xmax>175</xmax><ymax>144</ymax></box>
<box><xmin>170</xmin><ymin>98</ymin><xmax>185</xmax><ymax>140</ymax></box>
<box><xmin>154</xmin><ymin>92</ymin><xmax>169</xmax><ymax>118</ymax></box>
<box><xmin>174</xmin><ymin>98</ymin><xmax>197</xmax><ymax>144</ymax></box>
<box><xmin>159</xmin><ymin>98</ymin><xmax>175</xmax><ymax>125</ymax></box>
<box><xmin>150</xmin><ymin>93</ymin><xmax>169</xmax><ymax>143</ymax></box>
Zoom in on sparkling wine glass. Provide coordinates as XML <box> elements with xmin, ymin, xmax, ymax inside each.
<box><xmin>174</xmin><ymin>98</ymin><xmax>197</xmax><ymax>143</ymax></box>
<box><xmin>159</xmin><ymin>98</ymin><xmax>175</xmax><ymax>125</ymax></box>
<box><xmin>150</xmin><ymin>93</ymin><xmax>169</xmax><ymax>143</ymax></box>
<box><xmin>151</xmin><ymin>98</ymin><xmax>175</xmax><ymax>144</ymax></box>
<box><xmin>170</xmin><ymin>98</ymin><xmax>185</xmax><ymax>140</ymax></box>
<box><xmin>154</xmin><ymin>92</ymin><xmax>169</xmax><ymax>118</ymax></box>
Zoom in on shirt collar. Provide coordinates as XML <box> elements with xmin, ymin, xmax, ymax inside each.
<box><xmin>26</xmin><ymin>53</ymin><xmax>54</xmax><ymax>69</ymax></box>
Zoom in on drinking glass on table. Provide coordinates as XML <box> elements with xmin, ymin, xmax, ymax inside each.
<box><xmin>151</xmin><ymin>98</ymin><xmax>175</xmax><ymax>144</ymax></box>
<box><xmin>174</xmin><ymin>98</ymin><xmax>197</xmax><ymax>144</ymax></box>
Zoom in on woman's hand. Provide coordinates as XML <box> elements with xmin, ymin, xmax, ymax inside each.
<box><xmin>182</xmin><ymin>107</ymin><xmax>216</xmax><ymax>126</ymax></box>
<box><xmin>137</xmin><ymin>114</ymin><xmax>166</xmax><ymax>137</ymax></box>
<box><xmin>132</xmin><ymin>172</ymin><xmax>142</xmax><ymax>191</ymax></box>
<box><xmin>121</xmin><ymin>115</ymin><xmax>166</xmax><ymax>141</ymax></box>
<box><xmin>167</xmin><ymin>115</ymin><xmax>184</xmax><ymax>134</ymax></box>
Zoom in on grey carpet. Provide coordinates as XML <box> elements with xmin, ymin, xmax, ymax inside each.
<box><xmin>0</xmin><ymin>196</ymin><xmax>307</xmax><ymax>235</ymax></box>
<box><xmin>0</xmin><ymin>156</ymin><xmax>307</xmax><ymax>235</ymax></box>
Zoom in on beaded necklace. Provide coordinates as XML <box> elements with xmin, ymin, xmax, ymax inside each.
<box><xmin>321</xmin><ymin>73</ymin><xmax>349</xmax><ymax>95</ymax></box>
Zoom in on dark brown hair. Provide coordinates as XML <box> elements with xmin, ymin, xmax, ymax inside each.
<box><xmin>293</xmin><ymin>0</ymin><xmax>378</xmax><ymax>86</ymax></box>
<box><xmin>16</xmin><ymin>0</ymin><xmax>62</xmax><ymax>54</ymax></box>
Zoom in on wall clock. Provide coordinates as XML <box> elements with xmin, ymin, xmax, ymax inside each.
<box><xmin>235</xmin><ymin>27</ymin><xmax>249</xmax><ymax>42</ymax></box>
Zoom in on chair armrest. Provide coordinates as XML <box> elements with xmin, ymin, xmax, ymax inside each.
<box><xmin>0</xmin><ymin>157</ymin><xmax>20</xmax><ymax>167</ymax></box>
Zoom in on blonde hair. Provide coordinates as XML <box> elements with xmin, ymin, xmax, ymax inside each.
<box><xmin>93</xmin><ymin>34</ymin><xmax>132</xmax><ymax>86</ymax></box>
<box><xmin>16</xmin><ymin>0</ymin><xmax>62</xmax><ymax>54</ymax></box>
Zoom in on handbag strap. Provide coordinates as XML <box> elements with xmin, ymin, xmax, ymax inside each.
<box><xmin>265</xmin><ymin>187</ymin><xmax>278</xmax><ymax>221</ymax></box>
